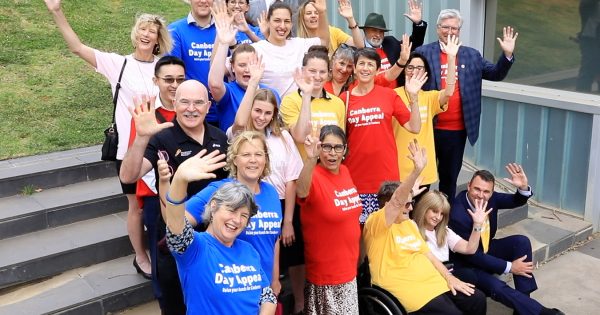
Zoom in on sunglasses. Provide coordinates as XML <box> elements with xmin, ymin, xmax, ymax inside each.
<box><xmin>158</xmin><ymin>76</ymin><xmax>185</xmax><ymax>84</ymax></box>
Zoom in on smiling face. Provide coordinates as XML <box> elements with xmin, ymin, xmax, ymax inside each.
<box><xmin>134</xmin><ymin>22</ymin><xmax>159</xmax><ymax>54</ymax></box>
<box><xmin>154</xmin><ymin>64</ymin><xmax>185</xmax><ymax>106</ymax></box>
<box><xmin>303</xmin><ymin>57</ymin><xmax>329</xmax><ymax>92</ymax></box>
<box><xmin>302</xmin><ymin>2</ymin><xmax>319</xmax><ymax>30</ymax></box>
<box><xmin>234</xmin><ymin>138</ymin><xmax>267</xmax><ymax>183</ymax></box>
<box><xmin>437</xmin><ymin>17</ymin><xmax>461</xmax><ymax>44</ymax></box>
<box><xmin>424</xmin><ymin>207</ymin><xmax>444</xmax><ymax>230</ymax></box>
<box><xmin>190</xmin><ymin>0</ymin><xmax>214</xmax><ymax>20</ymax></box>
<box><xmin>318</xmin><ymin>134</ymin><xmax>346</xmax><ymax>174</ymax></box>
<box><xmin>174</xmin><ymin>81</ymin><xmax>210</xmax><ymax>130</ymax></box>
<box><xmin>208</xmin><ymin>203</ymin><xmax>250</xmax><ymax>247</ymax></box>
<box><xmin>467</xmin><ymin>175</ymin><xmax>494</xmax><ymax>205</ymax></box>
<box><xmin>354</xmin><ymin>55</ymin><xmax>378</xmax><ymax>83</ymax></box>
<box><xmin>250</xmin><ymin>100</ymin><xmax>274</xmax><ymax>131</ymax></box>
<box><xmin>226</xmin><ymin>0</ymin><xmax>248</xmax><ymax>15</ymax></box>
<box><xmin>331</xmin><ymin>56</ymin><xmax>354</xmax><ymax>84</ymax></box>
<box><xmin>268</xmin><ymin>8</ymin><xmax>292</xmax><ymax>43</ymax></box>
<box><xmin>364</xmin><ymin>27</ymin><xmax>384</xmax><ymax>47</ymax></box>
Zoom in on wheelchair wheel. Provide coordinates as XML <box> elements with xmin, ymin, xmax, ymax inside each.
<box><xmin>358</xmin><ymin>286</ymin><xmax>407</xmax><ymax>315</ymax></box>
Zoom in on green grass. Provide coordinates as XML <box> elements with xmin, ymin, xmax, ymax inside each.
<box><xmin>0</xmin><ymin>0</ymin><xmax>189</xmax><ymax>160</ymax></box>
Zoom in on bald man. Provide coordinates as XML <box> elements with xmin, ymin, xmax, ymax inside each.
<box><xmin>119</xmin><ymin>80</ymin><xmax>229</xmax><ymax>314</ymax></box>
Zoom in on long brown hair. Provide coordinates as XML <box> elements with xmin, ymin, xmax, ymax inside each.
<box><xmin>413</xmin><ymin>190</ymin><xmax>451</xmax><ymax>247</ymax></box>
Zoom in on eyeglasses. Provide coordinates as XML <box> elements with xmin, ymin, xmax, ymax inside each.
<box><xmin>177</xmin><ymin>99</ymin><xmax>208</xmax><ymax>107</ymax></box>
<box><xmin>237</xmin><ymin>151</ymin><xmax>266</xmax><ymax>159</ymax></box>
<box><xmin>406</xmin><ymin>65</ymin><xmax>425</xmax><ymax>71</ymax></box>
<box><xmin>405</xmin><ymin>200</ymin><xmax>415</xmax><ymax>209</ymax></box>
<box><xmin>321</xmin><ymin>143</ymin><xmax>346</xmax><ymax>153</ymax></box>
<box><xmin>158</xmin><ymin>76</ymin><xmax>185</xmax><ymax>84</ymax></box>
<box><xmin>438</xmin><ymin>25</ymin><xmax>461</xmax><ymax>32</ymax></box>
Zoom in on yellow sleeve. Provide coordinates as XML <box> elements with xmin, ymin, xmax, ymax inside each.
<box><xmin>329</xmin><ymin>26</ymin><xmax>351</xmax><ymax>51</ymax></box>
<box><xmin>427</xmin><ymin>90</ymin><xmax>445</xmax><ymax>115</ymax></box>
<box><xmin>279</xmin><ymin>93</ymin><xmax>301</xmax><ymax>128</ymax></box>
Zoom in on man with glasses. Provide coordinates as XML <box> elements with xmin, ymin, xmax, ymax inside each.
<box><xmin>360</xmin><ymin>0</ymin><xmax>427</xmax><ymax>88</ymax></box>
<box><xmin>120</xmin><ymin>79</ymin><xmax>228</xmax><ymax>314</ymax></box>
<box><xmin>416</xmin><ymin>9</ymin><xmax>518</xmax><ymax>202</ymax></box>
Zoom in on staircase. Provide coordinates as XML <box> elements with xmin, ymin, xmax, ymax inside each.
<box><xmin>0</xmin><ymin>146</ymin><xmax>153</xmax><ymax>315</ymax></box>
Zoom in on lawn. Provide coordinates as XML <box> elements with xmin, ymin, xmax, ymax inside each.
<box><xmin>0</xmin><ymin>0</ymin><xmax>189</xmax><ymax>160</ymax></box>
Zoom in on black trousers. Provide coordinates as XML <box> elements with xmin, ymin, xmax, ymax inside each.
<box><xmin>434</xmin><ymin>129</ymin><xmax>467</xmax><ymax>203</ymax></box>
<box><xmin>410</xmin><ymin>289</ymin><xmax>487</xmax><ymax>315</ymax></box>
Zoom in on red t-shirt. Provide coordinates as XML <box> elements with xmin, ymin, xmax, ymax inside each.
<box><xmin>128</xmin><ymin>106</ymin><xmax>176</xmax><ymax>207</ymax></box>
<box><xmin>435</xmin><ymin>53</ymin><xmax>464</xmax><ymax>130</ymax></box>
<box><xmin>324</xmin><ymin>73</ymin><xmax>394</xmax><ymax>97</ymax></box>
<box><xmin>342</xmin><ymin>85</ymin><xmax>410</xmax><ymax>193</ymax></box>
<box><xmin>299</xmin><ymin>164</ymin><xmax>362</xmax><ymax>285</ymax></box>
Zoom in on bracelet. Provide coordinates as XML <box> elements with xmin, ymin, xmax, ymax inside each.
<box><xmin>166</xmin><ymin>192</ymin><xmax>188</xmax><ymax>205</ymax></box>
<box><xmin>395</xmin><ymin>60</ymin><xmax>406</xmax><ymax>68</ymax></box>
<box><xmin>348</xmin><ymin>24</ymin><xmax>358</xmax><ymax>29</ymax></box>
<box><xmin>473</xmin><ymin>226</ymin><xmax>483</xmax><ymax>232</ymax></box>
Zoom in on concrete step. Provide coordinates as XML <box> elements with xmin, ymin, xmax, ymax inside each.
<box><xmin>0</xmin><ymin>145</ymin><xmax>114</xmax><ymax>198</ymax></box>
<box><xmin>0</xmin><ymin>177</ymin><xmax>127</xmax><ymax>240</ymax></box>
<box><xmin>0</xmin><ymin>255</ymin><xmax>153</xmax><ymax>315</ymax></box>
<box><xmin>0</xmin><ymin>212</ymin><xmax>132</xmax><ymax>289</ymax></box>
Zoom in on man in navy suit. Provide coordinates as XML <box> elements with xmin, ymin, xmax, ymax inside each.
<box><xmin>415</xmin><ymin>9</ymin><xmax>518</xmax><ymax>200</ymax></box>
<box><xmin>449</xmin><ymin>164</ymin><xmax>564</xmax><ymax>315</ymax></box>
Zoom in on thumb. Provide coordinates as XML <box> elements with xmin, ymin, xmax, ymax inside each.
<box><xmin>158</xmin><ymin>122</ymin><xmax>174</xmax><ymax>130</ymax></box>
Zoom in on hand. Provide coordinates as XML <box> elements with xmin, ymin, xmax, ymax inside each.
<box><xmin>271</xmin><ymin>279</ymin><xmax>282</xmax><ymax>296</ymax></box>
<box><xmin>511</xmin><ymin>255</ymin><xmax>534</xmax><ymax>278</ymax></box>
<box><xmin>303</xmin><ymin>134</ymin><xmax>322</xmax><ymax>160</ymax></box>
<box><xmin>248</xmin><ymin>53</ymin><xmax>265</xmax><ymax>84</ymax></box>
<box><xmin>405</xmin><ymin>67</ymin><xmax>428</xmax><ymax>96</ymax></box>
<box><xmin>446</xmin><ymin>274</ymin><xmax>476</xmax><ymax>296</ymax></box>
<box><xmin>440</xmin><ymin>34</ymin><xmax>461</xmax><ymax>57</ymax></box>
<box><xmin>407</xmin><ymin>139</ymin><xmax>427</xmax><ymax>172</ymax></box>
<box><xmin>281</xmin><ymin>221</ymin><xmax>295</xmax><ymax>247</ymax></box>
<box><xmin>497</xmin><ymin>26</ymin><xmax>518</xmax><ymax>58</ymax></box>
<box><xmin>257</xmin><ymin>10</ymin><xmax>269</xmax><ymax>38</ymax></box>
<box><xmin>129</xmin><ymin>95</ymin><xmax>174</xmax><ymax>138</ymax></box>
<box><xmin>312</xmin><ymin>0</ymin><xmax>328</xmax><ymax>13</ymax></box>
<box><xmin>234</xmin><ymin>12</ymin><xmax>250</xmax><ymax>33</ymax></box>
<box><xmin>503</xmin><ymin>163</ymin><xmax>528</xmax><ymax>190</ymax></box>
<box><xmin>411</xmin><ymin>177</ymin><xmax>427</xmax><ymax>196</ymax></box>
<box><xmin>403</xmin><ymin>0</ymin><xmax>422</xmax><ymax>24</ymax></box>
<box><xmin>467</xmin><ymin>199</ymin><xmax>492</xmax><ymax>226</ymax></box>
<box><xmin>44</xmin><ymin>0</ymin><xmax>61</xmax><ymax>12</ymax></box>
<box><xmin>293</xmin><ymin>68</ymin><xmax>315</xmax><ymax>95</ymax></box>
<box><xmin>212</xmin><ymin>1</ymin><xmax>237</xmax><ymax>45</ymax></box>
<box><xmin>337</xmin><ymin>0</ymin><xmax>354</xmax><ymax>20</ymax></box>
<box><xmin>157</xmin><ymin>158</ymin><xmax>172</xmax><ymax>183</ymax></box>
<box><xmin>399</xmin><ymin>33</ymin><xmax>412</xmax><ymax>64</ymax></box>
<box><xmin>173</xmin><ymin>149</ymin><xmax>227</xmax><ymax>184</ymax></box>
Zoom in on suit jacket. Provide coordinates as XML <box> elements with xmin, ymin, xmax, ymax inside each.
<box><xmin>381</xmin><ymin>22</ymin><xmax>428</xmax><ymax>87</ymax></box>
<box><xmin>415</xmin><ymin>42</ymin><xmax>514</xmax><ymax>145</ymax></box>
<box><xmin>448</xmin><ymin>190</ymin><xmax>530</xmax><ymax>275</ymax></box>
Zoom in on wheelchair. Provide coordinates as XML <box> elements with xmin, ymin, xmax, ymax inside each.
<box><xmin>357</xmin><ymin>258</ymin><xmax>408</xmax><ymax>315</ymax></box>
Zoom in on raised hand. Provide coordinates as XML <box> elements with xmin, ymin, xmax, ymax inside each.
<box><xmin>257</xmin><ymin>10</ymin><xmax>269</xmax><ymax>38</ymax></box>
<box><xmin>44</xmin><ymin>0</ymin><xmax>61</xmax><ymax>12</ymax></box>
<box><xmin>173</xmin><ymin>149</ymin><xmax>227</xmax><ymax>184</ymax></box>
<box><xmin>212</xmin><ymin>1</ymin><xmax>237</xmax><ymax>45</ymax></box>
<box><xmin>293</xmin><ymin>68</ymin><xmax>316</xmax><ymax>95</ymax></box>
<box><xmin>405</xmin><ymin>67</ymin><xmax>428</xmax><ymax>96</ymax></box>
<box><xmin>129</xmin><ymin>95</ymin><xmax>174</xmax><ymax>138</ymax></box>
<box><xmin>497</xmin><ymin>26</ymin><xmax>518</xmax><ymax>58</ymax></box>
<box><xmin>399</xmin><ymin>33</ymin><xmax>412</xmax><ymax>64</ymax></box>
<box><xmin>467</xmin><ymin>199</ymin><xmax>492</xmax><ymax>226</ymax></box>
<box><xmin>337</xmin><ymin>0</ymin><xmax>354</xmax><ymax>19</ymax></box>
<box><xmin>503</xmin><ymin>163</ymin><xmax>528</xmax><ymax>190</ymax></box>
<box><xmin>440</xmin><ymin>34</ymin><xmax>461</xmax><ymax>57</ymax></box>
<box><xmin>407</xmin><ymin>139</ymin><xmax>427</xmax><ymax>172</ymax></box>
<box><xmin>303</xmin><ymin>134</ymin><xmax>322</xmax><ymax>160</ymax></box>
<box><xmin>234</xmin><ymin>12</ymin><xmax>250</xmax><ymax>33</ymax></box>
<box><xmin>248</xmin><ymin>53</ymin><xmax>265</xmax><ymax>84</ymax></box>
<box><xmin>403</xmin><ymin>0</ymin><xmax>422</xmax><ymax>24</ymax></box>
<box><xmin>312</xmin><ymin>0</ymin><xmax>328</xmax><ymax>13</ymax></box>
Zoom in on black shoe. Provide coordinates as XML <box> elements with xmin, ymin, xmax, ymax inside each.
<box><xmin>540</xmin><ymin>307</ymin><xmax>565</xmax><ymax>315</ymax></box>
<box><xmin>133</xmin><ymin>257</ymin><xmax>152</xmax><ymax>280</ymax></box>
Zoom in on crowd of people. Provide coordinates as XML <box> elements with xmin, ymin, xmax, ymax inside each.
<box><xmin>45</xmin><ymin>0</ymin><xmax>566</xmax><ymax>314</ymax></box>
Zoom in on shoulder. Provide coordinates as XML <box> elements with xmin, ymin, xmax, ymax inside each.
<box><xmin>168</xmin><ymin>17</ymin><xmax>189</xmax><ymax>30</ymax></box>
<box><xmin>207</xmin><ymin>124</ymin><xmax>228</xmax><ymax>141</ymax></box>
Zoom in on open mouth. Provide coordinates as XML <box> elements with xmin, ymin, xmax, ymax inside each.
<box><xmin>224</xmin><ymin>223</ymin><xmax>238</xmax><ymax>232</ymax></box>
<box><xmin>183</xmin><ymin>112</ymin><xmax>200</xmax><ymax>118</ymax></box>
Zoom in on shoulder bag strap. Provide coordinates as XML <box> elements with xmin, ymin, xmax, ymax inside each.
<box><xmin>111</xmin><ymin>58</ymin><xmax>128</xmax><ymax>124</ymax></box>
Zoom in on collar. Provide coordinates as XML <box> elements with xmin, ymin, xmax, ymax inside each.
<box><xmin>187</xmin><ymin>12</ymin><xmax>215</xmax><ymax>29</ymax></box>
<box><xmin>297</xmin><ymin>88</ymin><xmax>331</xmax><ymax>100</ymax></box>
<box><xmin>172</xmin><ymin>119</ymin><xmax>218</xmax><ymax>146</ymax></box>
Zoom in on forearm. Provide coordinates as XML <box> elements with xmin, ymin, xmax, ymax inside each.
<box><xmin>233</xmin><ymin>80</ymin><xmax>259</xmax><ymax>134</ymax></box>
<box><xmin>406</xmin><ymin>95</ymin><xmax>421</xmax><ymax>133</ymax></box>
<box><xmin>296</xmin><ymin>158</ymin><xmax>317</xmax><ymax>198</ymax></box>
<box><xmin>244</xmin><ymin>29</ymin><xmax>261</xmax><ymax>43</ymax></box>
<box><xmin>283</xmin><ymin>181</ymin><xmax>297</xmax><ymax>224</ymax></box>
<box><xmin>426</xmin><ymin>251</ymin><xmax>452</xmax><ymax>281</ymax></box>
<box><xmin>165</xmin><ymin>176</ymin><xmax>189</xmax><ymax>235</ymax></box>
<box><xmin>119</xmin><ymin>136</ymin><xmax>150</xmax><ymax>183</ymax></box>
<box><xmin>290</xmin><ymin>94</ymin><xmax>313</xmax><ymax>143</ymax></box>
<box><xmin>440</xmin><ymin>55</ymin><xmax>456</xmax><ymax>104</ymax></box>
<box><xmin>271</xmin><ymin>241</ymin><xmax>280</xmax><ymax>287</ymax></box>
<box><xmin>49</xmin><ymin>8</ymin><xmax>96</xmax><ymax>67</ymax></box>
<box><xmin>384</xmin><ymin>169</ymin><xmax>419</xmax><ymax>225</ymax></box>
<box><xmin>347</xmin><ymin>17</ymin><xmax>364</xmax><ymax>48</ymax></box>
<box><xmin>384</xmin><ymin>62</ymin><xmax>404</xmax><ymax>82</ymax></box>
<box><xmin>316</xmin><ymin>7</ymin><xmax>330</xmax><ymax>47</ymax></box>
<box><xmin>158</xmin><ymin>179</ymin><xmax>170</xmax><ymax>224</ymax></box>
<box><xmin>207</xmin><ymin>41</ymin><xmax>229</xmax><ymax>101</ymax></box>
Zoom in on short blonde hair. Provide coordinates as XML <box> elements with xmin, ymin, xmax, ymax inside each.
<box><xmin>130</xmin><ymin>13</ymin><xmax>172</xmax><ymax>56</ymax></box>
<box><xmin>225</xmin><ymin>131</ymin><xmax>271</xmax><ymax>180</ymax></box>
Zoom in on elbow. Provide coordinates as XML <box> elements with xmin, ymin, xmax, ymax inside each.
<box><xmin>119</xmin><ymin>165</ymin><xmax>138</xmax><ymax>184</ymax></box>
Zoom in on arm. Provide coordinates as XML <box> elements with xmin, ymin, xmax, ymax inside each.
<box><xmin>281</xmin><ymin>180</ymin><xmax>297</xmax><ymax>246</ymax></box>
<box><xmin>157</xmin><ymin>158</ymin><xmax>172</xmax><ymax>222</ymax></box>
<box><xmin>165</xmin><ymin>150</ymin><xmax>227</xmax><ymax>234</ymax></box>
<box><xmin>384</xmin><ymin>34</ymin><xmax>411</xmax><ymax>82</ymax></box>
<box><xmin>208</xmin><ymin>2</ymin><xmax>237</xmax><ymax>102</ymax></box>
<box><xmin>120</xmin><ymin>96</ymin><xmax>174</xmax><ymax>183</ymax></box>
<box><xmin>44</xmin><ymin>0</ymin><xmax>97</xmax><ymax>67</ymax></box>
<box><xmin>404</xmin><ymin>0</ymin><xmax>427</xmax><ymax>50</ymax></box>
<box><xmin>296</xmin><ymin>135</ymin><xmax>321</xmax><ymax>198</ymax></box>
<box><xmin>234</xmin><ymin>13</ymin><xmax>262</xmax><ymax>43</ymax></box>
<box><xmin>270</xmin><ymin>241</ymin><xmax>281</xmax><ymax>295</ymax></box>
<box><xmin>289</xmin><ymin>69</ymin><xmax>316</xmax><ymax>143</ymax></box>
<box><xmin>401</xmin><ymin>69</ymin><xmax>428</xmax><ymax>133</ymax></box>
<box><xmin>312</xmin><ymin>0</ymin><xmax>330</xmax><ymax>48</ymax></box>
<box><xmin>438</xmin><ymin>35</ymin><xmax>461</xmax><ymax>107</ymax></box>
<box><xmin>338</xmin><ymin>0</ymin><xmax>363</xmax><ymax>48</ymax></box>
<box><xmin>424</xmin><ymin>251</ymin><xmax>475</xmax><ymax>296</ymax></box>
<box><xmin>232</xmin><ymin>54</ymin><xmax>264</xmax><ymax>135</ymax></box>
<box><xmin>383</xmin><ymin>140</ymin><xmax>426</xmax><ymax>226</ymax></box>
<box><xmin>451</xmin><ymin>199</ymin><xmax>491</xmax><ymax>255</ymax></box>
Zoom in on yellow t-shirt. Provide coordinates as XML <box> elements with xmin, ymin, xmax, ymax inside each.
<box><xmin>363</xmin><ymin>208</ymin><xmax>449</xmax><ymax>312</ymax></box>
<box><xmin>329</xmin><ymin>25</ymin><xmax>351</xmax><ymax>53</ymax></box>
<box><xmin>280</xmin><ymin>90</ymin><xmax>346</xmax><ymax>159</ymax></box>
<box><xmin>393</xmin><ymin>88</ymin><xmax>445</xmax><ymax>185</ymax></box>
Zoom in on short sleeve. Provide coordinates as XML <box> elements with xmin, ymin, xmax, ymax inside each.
<box><xmin>392</xmin><ymin>93</ymin><xmax>411</xmax><ymax>126</ymax></box>
<box><xmin>185</xmin><ymin>182</ymin><xmax>221</xmax><ymax>223</ymax></box>
<box><xmin>279</xmin><ymin>93</ymin><xmax>301</xmax><ymax>128</ymax></box>
<box><xmin>364</xmin><ymin>207</ymin><xmax>388</xmax><ymax>240</ymax></box>
<box><xmin>94</xmin><ymin>50</ymin><xmax>124</xmax><ymax>84</ymax></box>
<box><xmin>281</xmin><ymin>130</ymin><xmax>303</xmax><ymax>182</ymax></box>
<box><xmin>446</xmin><ymin>227</ymin><xmax>463</xmax><ymax>252</ymax></box>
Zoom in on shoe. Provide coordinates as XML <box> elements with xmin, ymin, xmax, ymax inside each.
<box><xmin>540</xmin><ymin>307</ymin><xmax>565</xmax><ymax>315</ymax></box>
<box><xmin>133</xmin><ymin>257</ymin><xmax>152</xmax><ymax>280</ymax></box>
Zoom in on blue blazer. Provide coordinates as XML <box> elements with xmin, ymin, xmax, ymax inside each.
<box><xmin>415</xmin><ymin>42</ymin><xmax>514</xmax><ymax>145</ymax></box>
<box><xmin>448</xmin><ymin>190</ymin><xmax>529</xmax><ymax>274</ymax></box>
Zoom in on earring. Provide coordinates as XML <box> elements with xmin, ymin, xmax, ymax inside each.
<box><xmin>153</xmin><ymin>44</ymin><xmax>160</xmax><ymax>55</ymax></box>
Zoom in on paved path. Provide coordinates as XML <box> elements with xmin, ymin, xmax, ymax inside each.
<box><xmin>116</xmin><ymin>235</ymin><xmax>600</xmax><ymax>315</ymax></box>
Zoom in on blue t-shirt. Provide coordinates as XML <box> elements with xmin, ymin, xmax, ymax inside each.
<box><xmin>235</xmin><ymin>24</ymin><xmax>265</xmax><ymax>45</ymax></box>
<box><xmin>186</xmin><ymin>178</ymin><xmax>282</xmax><ymax>281</ymax></box>
<box><xmin>217</xmin><ymin>81</ymin><xmax>281</xmax><ymax>132</ymax></box>
<box><xmin>173</xmin><ymin>232</ymin><xmax>268</xmax><ymax>315</ymax></box>
<box><xmin>168</xmin><ymin>14</ymin><xmax>218</xmax><ymax>123</ymax></box>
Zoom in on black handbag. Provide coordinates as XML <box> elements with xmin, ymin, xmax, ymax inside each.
<box><xmin>101</xmin><ymin>58</ymin><xmax>127</xmax><ymax>161</ymax></box>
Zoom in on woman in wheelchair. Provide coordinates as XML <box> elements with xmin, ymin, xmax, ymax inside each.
<box><xmin>363</xmin><ymin>141</ymin><xmax>486</xmax><ymax>315</ymax></box>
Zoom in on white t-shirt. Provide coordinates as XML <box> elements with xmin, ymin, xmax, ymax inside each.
<box><xmin>252</xmin><ymin>37</ymin><xmax>321</xmax><ymax>97</ymax></box>
<box><xmin>425</xmin><ymin>227</ymin><xmax>463</xmax><ymax>262</ymax></box>
<box><xmin>95</xmin><ymin>50</ymin><xmax>158</xmax><ymax>159</ymax></box>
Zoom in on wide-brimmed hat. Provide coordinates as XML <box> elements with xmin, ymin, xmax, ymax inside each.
<box><xmin>359</xmin><ymin>13</ymin><xmax>391</xmax><ymax>32</ymax></box>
